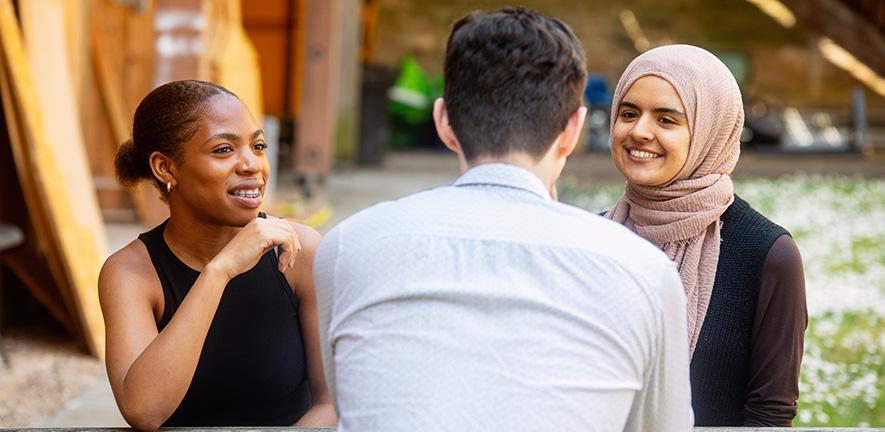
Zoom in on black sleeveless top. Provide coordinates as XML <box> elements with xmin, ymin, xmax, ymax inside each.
<box><xmin>690</xmin><ymin>195</ymin><xmax>788</xmax><ymax>425</ymax></box>
<box><xmin>139</xmin><ymin>219</ymin><xmax>311</xmax><ymax>426</ymax></box>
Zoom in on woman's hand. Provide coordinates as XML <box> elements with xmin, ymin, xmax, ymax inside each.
<box><xmin>209</xmin><ymin>216</ymin><xmax>301</xmax><ymax>280</ymax></box>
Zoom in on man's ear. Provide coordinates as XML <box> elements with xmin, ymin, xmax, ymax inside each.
<box><xmin>149</xmin><ymin>151</ymin><xmax>177</xmax><ymax>188</ymax></box>
<box><xmin>433</xmin><ymin>98</ymin><xmax>462</xmax><ymax>155</ymax></box>
<box><xmin>555</xmin><ymin>106</ymin><xmax>588</xmax><ymax>158</ymax></box>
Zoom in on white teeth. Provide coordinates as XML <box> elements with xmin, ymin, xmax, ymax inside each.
<box><xmin>629</xmin><ymin>149</ymin><xmax>661</xmax><ymax>159</ymax></box>
<box><xmin>231</xmin><ymin>189</ymin><xmax>260</xmax><ymax>198</ymax></box>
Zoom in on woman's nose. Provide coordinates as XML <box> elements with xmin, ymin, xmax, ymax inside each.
<box><xmin>237</xmin><ymin>149</ymin><xmax>261</xmax><ymax>173</ymax></box>
<box><xmin>629</xmin><ymin>117</ymin><xmax>655</xmax><ymax>142</ymax></box>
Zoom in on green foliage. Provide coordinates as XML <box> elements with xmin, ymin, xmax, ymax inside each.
<box><xmin>798</xmin><ymin>310</ymin><xmax>884</xmax><ymax>426</ymax></box>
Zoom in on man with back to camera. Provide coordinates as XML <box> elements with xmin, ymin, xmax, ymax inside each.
<box><xmin>314</xmin><ymin>7</ymin><xmax>693</xmax><ymax>432</ymax></box>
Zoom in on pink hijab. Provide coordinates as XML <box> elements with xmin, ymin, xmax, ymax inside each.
<box><xmin>606</xmin><ymin>45</ymin><xmax>744</xmax><ymax>356</ymax></box>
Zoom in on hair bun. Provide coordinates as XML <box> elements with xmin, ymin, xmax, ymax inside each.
<box><xmin>115</xmin><ymin>138</ymin><xmax>148</xmax><ymax>187</ymax></box>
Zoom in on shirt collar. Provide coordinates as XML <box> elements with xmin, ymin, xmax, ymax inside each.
<box><xmin>453</xmin><ymin>163</ymin><xmax>552</xmax><ymax>200</ymax></box>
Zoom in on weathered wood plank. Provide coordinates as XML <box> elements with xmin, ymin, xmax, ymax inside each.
<box><xmin>0</xmin><ymin>0</ymin><xmax>108</xmax><ymax>356</ymax></box>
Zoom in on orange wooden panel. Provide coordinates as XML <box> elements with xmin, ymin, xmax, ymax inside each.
<box><xmin>242</xmin><ymin>0</ymin><xmax>290</xmax><ymax>23</ymax></box>
<box><xmin>246</xmin><ymin>30</ymin><xmax>288</xmax><ymax>116</ymax></box>
<box><xmin>243</xmin><ymin>0</ymin><xmax>299</xmax><ymax>118</ymax></box>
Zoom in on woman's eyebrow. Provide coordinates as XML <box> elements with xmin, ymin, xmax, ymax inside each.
<box><xmin>619</xmin><ymin>101</ymin><xmax>640</xmax><ymax>111</ymax></box>
<box><xmin>202</xmin><ymin>129</ymin><xmax>265</xmax><ymax>144</ymax></box>
<box><xmin>202</xmin><ymin>132</ymin><xmax>240</xmax><ymax>144</ymax></box>
<box><xmin>653</xmin><ymin>107</ymin><xmax>686</xmax><ymax>118</ymax></box>
<box><xmin>619</xmin><ymin>101</ymin><xmax>686</xmax><ymax>118</ymax></box>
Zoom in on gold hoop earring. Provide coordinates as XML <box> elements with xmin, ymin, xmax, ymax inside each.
<box><xmin>166</xmin><ymin>182</ymin><xmax>173</xmax><ymax>193</ymax></box>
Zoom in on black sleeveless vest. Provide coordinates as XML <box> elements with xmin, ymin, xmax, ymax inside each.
<box><xmin>690</xmin><ymin>195</ymin><xmax>788</xmax><ymax>425</ymax></box>
<box><xmin>139</xmin><ymin>220</ymin><xmax>311</xmax><ymax>426</ymax></box>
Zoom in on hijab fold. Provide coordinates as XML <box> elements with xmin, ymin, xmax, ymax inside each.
<box><xmin>606</xmin><ymin>45</ymin><xmax>744</xmax><ymax>357</ymax></box>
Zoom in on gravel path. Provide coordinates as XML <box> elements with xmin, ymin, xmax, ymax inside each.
<box><xmin>0</xmin><ymin>330</ymin><xmax>103</xmax><ymax>427</ymax></box>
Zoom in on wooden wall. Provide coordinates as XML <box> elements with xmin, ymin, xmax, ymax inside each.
<box><xmin>242</xmin><ymin>0</ymin><xmax>304</xmax><ymax>119</ymax></box>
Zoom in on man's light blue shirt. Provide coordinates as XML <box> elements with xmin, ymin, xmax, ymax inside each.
<box><xmin>314</xmin><ymin>163</ymin><xmax>692</xmax><ymax>432</ymax></box>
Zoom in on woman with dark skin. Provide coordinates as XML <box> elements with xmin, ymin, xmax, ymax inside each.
<box><xmin>605</xmin><ymin>45</ymin><xmax>807</xmax><ymax>426</ymax></box>
<box><xmin>99</xmin><ymin>80</ymin><xmax>335</xmax><ymax>430</ymax></box>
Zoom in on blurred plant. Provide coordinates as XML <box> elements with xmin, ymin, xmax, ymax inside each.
<box><xmin>388</xmin><ymin>56</ymin><xmax>444</xmax><ymax>149</ymax></box>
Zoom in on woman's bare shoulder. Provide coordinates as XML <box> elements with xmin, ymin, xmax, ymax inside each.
<box><xmin>288</xmin><ymin>220</ymin><xmax>323</xmax><ymax>254</ymax></box>
<box><xmin>274</xmin><ymin>219</ymin><xmax>323</xmax><ymax>295</ymax></box>
<box><xmin>99</xmin><ymin>239</ymin><xmax>160</xmax><ymax>299</ymax></box>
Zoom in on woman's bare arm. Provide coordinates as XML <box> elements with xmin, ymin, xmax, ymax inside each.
<box><xmin>287</xmin><ymin>222</ymin><xmax>337</xmax><ymax>427</ymax></box>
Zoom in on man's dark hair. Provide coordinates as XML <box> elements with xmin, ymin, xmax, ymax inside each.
<box><xmin>443</xmin><ymin>7</ymin><xmax>587</xmax><ymax>161</ymax></box>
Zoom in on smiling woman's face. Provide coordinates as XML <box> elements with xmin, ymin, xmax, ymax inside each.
<box><xmin>611</xmin><ymin>76</ymin><xmax>691</xmax><ymax>187</ymax></box>
<box><xmin>170</xmin><ymin>94</ymin><xmax>269</xmax><ymax>227</ymax></box>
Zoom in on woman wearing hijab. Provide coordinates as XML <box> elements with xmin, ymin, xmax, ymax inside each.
<box><xmin>605</xmin><ymin>44</ymin><xmax>807</xmax><ymax>426</ymax></box>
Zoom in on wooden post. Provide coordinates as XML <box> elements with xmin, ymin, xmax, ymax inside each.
<box><xmin>335</xmin><ymin>0</ymin><xmax>362</xmax><ymax>162</ymax></box>
<box><xmin>295</xmin><ymin>0</ymin><xmax>341</xmax><ymax>191</ymax></box>
<box><xmin>295</xmin><ymin>0</ymin><xmax>363</xmax><ymax>193</ymax></box>
<box><xmin>290</xmin><ymin>0</ymin><xmax>305</xmax><ymax>120</ymax></box>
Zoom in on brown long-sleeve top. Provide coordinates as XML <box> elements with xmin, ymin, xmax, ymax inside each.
<box><xmin>743</xmin><ymin>234</ymin><xmax>808</xmax><ymax>426</ymax></box>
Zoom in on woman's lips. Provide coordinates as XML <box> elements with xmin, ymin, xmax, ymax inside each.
<box><xmin>627</xmin><ymin>148</ymin><xmax>662</xmax><ymax>161</ymax></box>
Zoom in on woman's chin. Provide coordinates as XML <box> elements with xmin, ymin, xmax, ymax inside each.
<box><xmin>228</xmin><ymin>209</ymin><xmax>261</xmax><ymax>227</ymax></box>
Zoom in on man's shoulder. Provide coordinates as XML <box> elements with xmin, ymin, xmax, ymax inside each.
<box><xmin>333</xmin><ymin>186</ymin><xmax>449</xmax><ymax>230</ymax></box>
<box><xmin>548</xmin><ymin>203</ymin><xmax>681</xmax><ymax>296</ymax></box>
<box><xmin>549</xmin><ymin>203</ymin><xmax>670</xmax><ymax>257</ymax></box>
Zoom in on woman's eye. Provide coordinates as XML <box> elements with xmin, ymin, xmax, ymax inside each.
<box><xmin>212</xmin><ymin>146</ymin><xmax>233</xmax><ymax>154</ymax></box>
<box><xmin>253</xmin><ymin>141</ymin><xmax>268</xmax><ymax>151</ymax></box>
<box><xmin>659</xmin><ymin>117</ymin><xmax>677</xmax><ymax>125</ymax></box>
<box><xmin>620</xmin><ymin>111</ymin><xmax>638</xmax><ymax>120</ymax></box>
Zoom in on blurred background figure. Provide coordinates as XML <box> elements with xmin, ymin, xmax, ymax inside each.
<box><xmin>583</xmin><ymin>73</ymin><xmax>613</xmax><ymax>152</ymax></box>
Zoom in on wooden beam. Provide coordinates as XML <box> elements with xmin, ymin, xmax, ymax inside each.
<box><xmin>295</xmin><ymin>0</ymin><xmax>341</xmax><ymax>178</ymax></box>
<box><xmin>0</xmin><ymin>87</ymin><xmax>74</xmax><ymax>336</ymax></box>
<box><xmin>334</xmin><ymin>0</ymin><xmax>362</xmax><ymax>161</ymax></box>
<box><xmin>290</xmin><ymin>0</ymin><xmax>305</xmax><ymax>119</ymax></box>
<box><xmin>780</xmin><ymin>0</ymin><xmax>885</xmax><ymax>75</ymax></box>
<box><xmin>0</xmin><ymin>45</ymin><xmax>76</xmax><ymax>335</ymax></box>
<box><xmin>0</xmin><ymin>0</ymin><xmax>108</xmax><ymax>357</ymax></box>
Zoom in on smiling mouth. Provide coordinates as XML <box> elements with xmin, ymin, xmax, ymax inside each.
<box><xmin>628</xmin><ymin>149</ymin><xmax>662</xmax><ymax>159</ymax></box>
<box><xmin>228</xmin><ymin>189</ymin><xmax>261</xmax><ymax>199</ymax></box>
